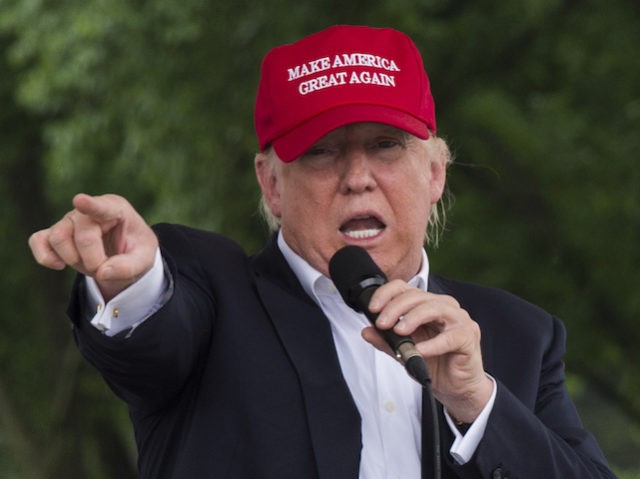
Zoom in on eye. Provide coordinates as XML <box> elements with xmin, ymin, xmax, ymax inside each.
<box><xmin>299</xmin><ymin>144</ymin><xmax>339</xmax><ymax>169</ymax></box>
<box><xmin>375</xmin><ymin>139</ymin><xmax>400</xmax><ymax>149</ymax></box>
<box><xmin>365</xmin><ymin>135</ymin><xmax>406</xmax><ymax>163</ymax></box>
<box><xmin>367</xmin><ymin>135</ymin><xmax>405</xmax><ymax>150</ymax></box>
<box><xmin>303</xmin><ymin>146</ymin><xmax>330</xmax><ymax>156</ymax></box>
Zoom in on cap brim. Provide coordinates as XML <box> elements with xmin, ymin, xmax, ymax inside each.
<box><xmin>271</xmin><ymin>104</ymin><xmax>430</xmax><ymax>163</ymax></box>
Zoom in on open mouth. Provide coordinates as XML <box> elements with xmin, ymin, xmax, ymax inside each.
<box><xmin>339</xmin><ymin>215</ymin><xmax>386</xmax><ymax>240</ymax></box>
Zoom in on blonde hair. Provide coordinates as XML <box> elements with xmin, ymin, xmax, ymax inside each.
<box><xmin>257</xmin><ymin>134</ymin><xmax>453</xmax><ymax>247</ymax></box>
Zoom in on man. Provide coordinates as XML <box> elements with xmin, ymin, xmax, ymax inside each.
<box><xmin>29</xmin><ymin>25</ymin><xmax>614</xmax><ymax>478</ymax></box>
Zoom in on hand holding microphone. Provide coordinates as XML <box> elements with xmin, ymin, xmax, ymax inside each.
<box><xmin>329</xmin><ymin>245</ymin><xmax>493</xmax><ymax>425</ymax></box>
<box><xmin>329</xmin><ymin>245</ymin><xmax>432</xmax><ymax>387</ymax></box>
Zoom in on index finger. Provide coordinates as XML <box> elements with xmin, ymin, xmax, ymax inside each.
<box><xmin>72</xmin><ymin>193</ymin><xmax>124</xmax><ymax>229</ymax></box>
<box><xmin>370</xmin><ymin>283</ymin><xmax>460</xmax><ymax>313</ymax></box>
<box><xmin>368</xmin><ymin>279</ymin><xmax>415</xmax><ymax>313</ymax></box>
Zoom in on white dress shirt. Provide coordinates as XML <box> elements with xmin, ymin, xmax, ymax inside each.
<box><xmin>86</xmin><ymin>233</ymin><xmax>496</xmax><ymax>477</ymax></box>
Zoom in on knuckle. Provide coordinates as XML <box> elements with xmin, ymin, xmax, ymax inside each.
<box><xmin>28</xmin><ymin>231</ymin><xmax>44</xmax><ymax>251</ymax></box>
<box><xmin>387</xmin><ymin>279</ymin><xmax>410</xmax><ymax>292</ymax></box>
<box><xmin>442</xmin><ymin>294</ymin><xmax>461</xmax><ymax>308</ymax></box>
<box><xmin>28</xmin><ymin>230</ymin><xmax>40</xmax><ymax>244</ymax></box>
<box><xmin>460</xmin><ymin>318</ymin><xmax>482</xmax><ymax>345</ymax></box>
<box><xmin>70</xmin><ymin>259</ymin><xmax>87</xmax><ymax>273</ymax></box>
<box><xmin>470</xmin><ymin>321</ymin><xmax>482</xmax><ymax>341</ymax></box>
<box><xmin>445</xmin><ymin>332</ymin><xmax>457</xmax><ymax>351</ymax></box>
<box><xmin>48</xmin><ymin>227</ymin><xmax>69</xmax><ymax>248</ymax></box>
<box><xmin>32</xmin><ymin>251</ymin><xmax>49</xmax><ymax>266</ymax></box>
<box><xmin>74</xmin><ymin>229</ymin><xmax>100</xmax><ymax>249</ymax></box>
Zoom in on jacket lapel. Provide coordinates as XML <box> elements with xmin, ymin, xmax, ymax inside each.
<box><xmin>251</xmin><ymin>237</ymin><xmax>361</xmax><ymax>479</ymax></box>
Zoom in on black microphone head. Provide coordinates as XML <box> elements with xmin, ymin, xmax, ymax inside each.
<box><xmin>329</xmin><ymin>245</ymin><xmax>387</xmax><ymax>311</ymax></box>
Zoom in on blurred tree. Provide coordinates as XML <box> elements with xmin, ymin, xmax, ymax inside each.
<box><xmin>428</xmin><ymin>0</ymin><xmax>640</xmax><ymax>424</ymax></box>
<box><xmin>0</xmin><ymin>0</ymin><xmax>638</xmax><ymax>476</ymax></box>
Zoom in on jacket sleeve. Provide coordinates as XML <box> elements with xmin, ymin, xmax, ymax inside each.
<box><xmin>447</xmin><ymin>315</ymin><xmax>615</xmax><ymax>478</ymax></box>
<box><xmin>67</xmin><ymin>224</ymin><xmax>221</xmax><ymax>413</ymax></box>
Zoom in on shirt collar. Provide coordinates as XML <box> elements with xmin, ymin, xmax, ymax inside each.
<box><xmin>277</xmin><ymin>230</ymin><xmax>430</xmax><ymax>306</ymax></box>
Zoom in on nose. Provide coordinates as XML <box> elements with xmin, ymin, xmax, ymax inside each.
<box><xmin>339</xmin><ymin>148</ymin><xmax>378</xmax><ymax>194</ymax></box>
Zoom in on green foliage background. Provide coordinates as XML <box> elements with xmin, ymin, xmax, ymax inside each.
<box><xmin>0</xmin><ymin>0</ymin><xmax>638</xmax><ymax>477</ymax></box>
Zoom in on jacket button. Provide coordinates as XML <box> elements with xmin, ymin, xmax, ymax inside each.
<box><xmin>492</xmin><ymin>466</ymin><xmax>504</xmax><ymax>478</ymax></box>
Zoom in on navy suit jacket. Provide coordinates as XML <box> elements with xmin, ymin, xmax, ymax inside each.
<box><xmin>69</xmin><ymin>224</ymin><xmax>614</xmax><ymax>479</ymax></box>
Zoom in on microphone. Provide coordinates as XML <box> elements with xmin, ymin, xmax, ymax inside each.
<box><xmin>328</xmin><ymin>245</ymin><xmax>431</xmax><ymax>387</ymax></box>
<box><xmin>329</xmin><ymin>245</ymin><xmax>442</xmax><ymax>479</ymax></box>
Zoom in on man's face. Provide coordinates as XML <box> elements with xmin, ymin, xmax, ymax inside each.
<box><xmin>256</xmin><ymin>122</ymin><xmax>447</xmax><ymax>281</ymax></box>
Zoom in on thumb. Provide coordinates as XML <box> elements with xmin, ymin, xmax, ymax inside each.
<box><xmin>95</xmin><ymin>247</ymin><xmax>156</xmax><ymax>283</ymax></box>
<box><xmin>94</xmin><ymin>248</ymin><xmax>157</xmax><ymax>300</ymax></box>
<box><xmin>361</xmin><ymin>326</ymin><xmax>395</xmax><ymax>357</ymax></box>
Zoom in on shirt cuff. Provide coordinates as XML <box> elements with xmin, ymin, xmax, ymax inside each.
<box><xmin>85</xmin><ymin>248</ymin><xmax>167</xmax><ymax>337</ymax></box>
<box><xmin>445</xmin><ymin>374</ymin><xmax>497</xmax><ymax>465</ymax></box>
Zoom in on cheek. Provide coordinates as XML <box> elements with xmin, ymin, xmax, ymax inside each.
<box><xmin>280</xmin><ymin>183</ymin><xmax>329</xmax><ymax>228</ymax></box>
<box><xmin>389</xmin><ymin>172</ymin><xmax>433</xmax><ymax>231</ymax></box>
<box><xmin>400</xmin><ymin>199</ymin><xmax>431</xmax><ymax>233</ymax></box>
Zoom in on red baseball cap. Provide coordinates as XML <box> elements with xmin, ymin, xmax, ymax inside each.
<box><xmin>254</xmin><ymin>25</ymin><xmax>436</xmax><ymax>162</ymax></box>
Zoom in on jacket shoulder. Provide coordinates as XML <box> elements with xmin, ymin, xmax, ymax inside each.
<box><xmin>152</xmin><ymin>223</ymin><xmax>248</xmax><ymax>263</ymax></box>
<box><xmin>429</xmin><ymin>274</ymin><xmax>557</xmax><ymax>337</ymax></box>
<box><xmin>152</xmin><ymin>223</ymin><xmax>244</xmax><ymax>251</ymax></box>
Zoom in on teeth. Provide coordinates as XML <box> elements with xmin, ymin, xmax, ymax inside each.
<box><xmin>344</xmin><ymin>228</ymin><xmax>383</xmax><ymax>239</ymax></box>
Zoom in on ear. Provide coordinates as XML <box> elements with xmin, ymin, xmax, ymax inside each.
<box><xmin>255</xmin><ymin>151</ymin><xmax>282</xmax><ymax>219</ymax></box>
<box><xmin>427</xmin><ymin>140</ymin><xmax>448</xmax><ymax>205</ymax></box>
